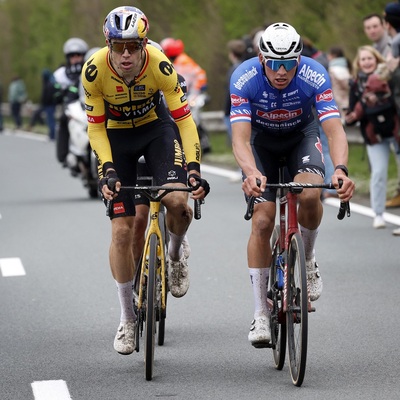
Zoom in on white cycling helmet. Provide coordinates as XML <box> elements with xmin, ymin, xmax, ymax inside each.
<box><xmin>259</xmin><ymin>23</ymin><xmax>302</xmax><ymax>59</ymax></box>
<box><xmin>63</xmin><ymin>37</ymin><xmax>89</xmax><ymax>56</ymax></box>
<box><xmin>103</xmin><ymin>6</ymin><xmax>149</xmax><ymax>40</ymax></box>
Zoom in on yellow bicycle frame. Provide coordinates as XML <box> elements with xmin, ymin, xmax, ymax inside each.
<box><xmin>137</xmin><ymin>200</ymin><xmax>167</xmax><ymax>312</ymax></box>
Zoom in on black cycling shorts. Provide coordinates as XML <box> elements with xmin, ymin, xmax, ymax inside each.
<box><xmin>248</xmin><ymin>120</ymin><xmax>325</xmax><ymax>203</ymax></box>
<box><xmin>105</xmin><ymin>118</ymin><xmax>187</xmax><ymax>218</ymax></box>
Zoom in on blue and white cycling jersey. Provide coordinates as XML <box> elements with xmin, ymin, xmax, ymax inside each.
<box><xmin>229</xmin><ymin>55</ymin><xmax>340</xmax><ymax>135</ymax></box>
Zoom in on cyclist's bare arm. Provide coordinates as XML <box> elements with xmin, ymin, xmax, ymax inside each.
<box><xmin>232</xmin><ymin>121</ymin><xmax>266</xmax><ymax>196</ymax></box>
<box><xmin>321</xmin><ymin>118</ymin><xmax>355</xmax><ymax>202</ymax></box>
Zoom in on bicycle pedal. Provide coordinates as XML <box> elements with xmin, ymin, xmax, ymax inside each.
<box><xmin>252</xmin><ymin>341</ymin><xmax>272</xmax><ymax>349</ymax></box>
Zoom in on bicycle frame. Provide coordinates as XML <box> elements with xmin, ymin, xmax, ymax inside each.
<box><xmin>114</xmin><ymin>184</ymin><xmax>201</xmax><ymax>381</ymax></box>
<box><xmin>136</xmin><ymin>197</ymin><xmax>166</xmax><ymax>312</ymax></box>
<box><xmin>276</xmin><ymin>184</ymin><xmax>315</xmax><ymax>314</ymax></box>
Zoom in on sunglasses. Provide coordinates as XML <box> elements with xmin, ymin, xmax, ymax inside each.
<box><xmin>111</xmin><ymin>41</ymin><xmax>143</xmax><ymax>54</ymax></box>
<box><xmin>265</xmin><ymin>58</ymin><xmax>298</xmax><ymax>72</ymax></box>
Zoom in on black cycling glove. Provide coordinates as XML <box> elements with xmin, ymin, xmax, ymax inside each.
<box><xmin>188</xmin><ymin>173</ymin><xmax>210</xmax><ymax>196</ymax></box>
<box><xmin>99</xmin><ymin>170</ymin><xmax>120</xmax><ymax>193</ymax></box>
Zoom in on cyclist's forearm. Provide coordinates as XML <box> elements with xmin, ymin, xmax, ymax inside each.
<box><xmin>88</xmin><ymin>125</ymin><xmax>113</xmax><ymax>177</ymax></box>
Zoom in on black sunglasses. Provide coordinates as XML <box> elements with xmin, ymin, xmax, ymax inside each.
<box><xmin>111</xmin><ymin>41</ymin><xmax>143</xmax><ymax>54</ymax></box>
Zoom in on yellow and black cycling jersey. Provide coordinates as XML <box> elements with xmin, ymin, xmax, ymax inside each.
<box><xmin>81</xmin><ymin>45</ymin><xmax>201</xmax><ymax>173</ymax></box>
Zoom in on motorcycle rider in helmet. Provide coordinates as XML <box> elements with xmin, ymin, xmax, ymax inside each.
<box><xmin>54</xmin><ymin>37</ymin><xmax>89</xmax><ymax>165</ymax></box>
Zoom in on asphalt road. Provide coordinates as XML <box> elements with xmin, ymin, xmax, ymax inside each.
<box><xmin>1</xmin><ymin>131</ymin><xmax>400</xmax><ymax>400</ymax></box>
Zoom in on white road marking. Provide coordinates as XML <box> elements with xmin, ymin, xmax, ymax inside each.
<box><xmin>324</xmin><ymin>197</ymin><xmax>400</xmax><ymax>226</ymax></box>
<box><xmin>202</xmin><ymin>164</ymin><xmax>241</xmax><ymax>180</ymax></box>
<box><xmin>0</xmin><ymin>257</ymin><xmax>26</xmax><ymax>277</ymax></box>
<box><xmin>31</xmin><ymin>380</ymin><xmax>72</xmax><ymax>400</ymax></box>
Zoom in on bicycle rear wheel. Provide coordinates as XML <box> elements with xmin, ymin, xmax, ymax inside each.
<box><xmin>270</xmin><ymin>225</ymin><xmax>286</xmax><ymax>370</ymax></box>
<box><xmin>286</xmin><ymin>232</ymin><xmax>308</xmax><ymax>387</ymax></box>
<box><xmin>145</xmin><ymin>234</ymin><xmax>157</xmax><ymax>381</ymax></box>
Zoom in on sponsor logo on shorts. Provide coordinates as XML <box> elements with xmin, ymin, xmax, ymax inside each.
<box><xmin>113</xmin><ymin>202</ymin><xmax>125</xmax><ymax>214</ymax></box>
<box><xmin>167</xmin><ymin>170</ymin><xmax>178</xmax><ymax>181</ymax></box>
<box><xmin>174</xmin><ymin>139</ymin><xmax>184</xmax><ymax>167</ymax></box>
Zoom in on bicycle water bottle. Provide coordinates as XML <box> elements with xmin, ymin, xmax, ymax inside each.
<box><xmin>276</xmin><ymin>255</ymin><xmax>284</xmax><ymax>290</ymax></box>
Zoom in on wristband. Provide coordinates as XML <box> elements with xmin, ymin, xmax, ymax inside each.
<box><xmin>102</xmin><ymin>162</ymin><xmax>115</xmax><ymax>177</ymax></box>
<box><xmin>187</xmin><ymin>161</ymin><xmax>200</xmax><ymax>175</ymax></box>
<box><xmin>335</xmin><ymin>165</ymin><xmax>348</xmax><ymax>177</ymax></box>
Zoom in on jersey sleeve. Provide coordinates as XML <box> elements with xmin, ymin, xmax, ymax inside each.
<box><xmin>229</xmin><ymin>63</ymin><xmax>253</xmax><ymax>125</ymax></box>
<box><xmin>297</xmin><ymin>60</ymin><xmax>341</xmax><ymax>123</ymax></box>
<box><xmin>81</xmin><ymin>51</ymin><xmax>113</xmax><ymax>176</ymax></box>
<box><xmin>161</xmin><ymin>68</ymin><xmax>201</xmax><ymax>171</ymax></box>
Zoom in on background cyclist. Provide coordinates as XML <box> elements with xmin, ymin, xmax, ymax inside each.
<box><xmin>81</xmin><ymin>6</ymin><xmax>209</xmax><ymax>356</ymax></box>
<box><xmin>230</xmin><ymin>23</ymin><xmax>355</xmax><ymax>348</ymax></box>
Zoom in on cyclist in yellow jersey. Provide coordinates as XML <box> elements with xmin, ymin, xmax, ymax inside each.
<box><xmin>81</xmin><ymin>6</ymin><xmax>210</xmax><ymax>356</ymax></box>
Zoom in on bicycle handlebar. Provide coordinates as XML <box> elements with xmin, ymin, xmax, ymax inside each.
<box><xmin>244</xmin><ymin>181</ymin><xmax>351</xmax><ymax>221</ymax></box>
<box><xmin>105</xmin><ymin>179</ymin><xmax>202</xmax><ymax>219</ymax></box>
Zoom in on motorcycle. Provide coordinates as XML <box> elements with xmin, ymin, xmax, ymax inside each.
<box><xmin>64</xmin><ymin>99</ymin><xmax>99</xmax><ymax>198</ymax></box>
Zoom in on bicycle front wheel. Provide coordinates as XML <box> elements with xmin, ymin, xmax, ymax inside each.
<box><xmin>270</xmin><ymin>225</ymin><xmax>286</xmax><ymax>370</ymax></box>
<box><xmin>145</xmin><ymin>234</ymin><xmax>157</xmax><ymax>381</ymax></box>
<box><xmin>286</xmin><ymin>232</ymin><xmax>308</xmax><ymax>387</ymax></box>
<box><xmin>157</xmin><ymin>209</ymin><xmax>168</xmax><ymax>346</ymax></box>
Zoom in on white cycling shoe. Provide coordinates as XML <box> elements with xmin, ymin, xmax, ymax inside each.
<box><xmin>248</xmin><ymin>316</ymin><xmax>271</xmax><ymax>348</ymax></box>
<box><xmin>114</xmin><ymin>321</ymin><xmax>136</xmax><ymax>355</ymax></box>
<box><xmin>306</xmin><ymin>259</ymin><xmax>323</xmax><ymax>301</ymax></box>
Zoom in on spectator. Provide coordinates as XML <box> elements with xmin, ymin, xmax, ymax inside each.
<box><xmin>8</xmin><ymin>76</ymin><xmax>27</xmax><ymax>130</ymax></box>
<box><xmin>29</xmin><ymin>69</ymin><xmax>58</xmax><ymax>140</ymax></box>
<box><xmin>345</xmin><ymin>46</ymin><xmax>399</xmax><ymax>229</ymax></box>
<box><xmin>363</xmin><ymin>13</ymin><xmax>392</xmax><ymax>59</ymax></box>
<box><xmin>382</xmin><ymin>3</ymin><xmax>400</xmax><ymax>214</ymax></box>
<box><xmin>384</xmin><ymin>2</ymin><xmax>400</xmax><ymax>233</ymax></box>
<box><xmin>327</xmin><ymin>46</ymin><xmax>352</xmax><ymax>121</ymax></box>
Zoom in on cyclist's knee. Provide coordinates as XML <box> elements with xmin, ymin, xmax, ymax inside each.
<box><xmin>112</xmin><ymin>218</ymin><xmax>134</xmax><ymax>248</ymax></box>
<box><xmin>300</xmin><ymin>189</ymin><xmax>321</xmax><ymax>207</ymax></box>
<box><xmin>252</xmin><ymin>209</ymin><xmax>275</xmax><ymax>236</ymax></box>
<box><xmin>164</xmin><ymin>192</ymin><xmax>191</xmax><ymax>216</ymax></box>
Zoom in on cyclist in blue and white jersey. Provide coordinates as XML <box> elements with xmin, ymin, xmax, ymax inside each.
<box><xmin>230</xmin><ymin>23</ymin><xmax>355</xmax><ymax>348</ymax></box>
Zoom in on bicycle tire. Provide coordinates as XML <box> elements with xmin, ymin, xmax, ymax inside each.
<box><xmin>286</xmin><ymin>232</ymin><xmax>308</xmax><ymax>387</ymax></box>
<box><xmin>157</xmin><ymin>209</ymin><xmax>168</xmax><ymax>346</ymax></box>
<box><xmin>133</xmin><ymin>256</ymin><xmax>142</xmax><ymax>353</ymax></box>
<box><xmin>270</xmin><ymin>225</ymin><xmax>286</xmax><ymax>370</ymax></box>
<box><xmin>145</xmin><ymin>234</ymin><xmax>157</xmax><ymax>381</ymax></box>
